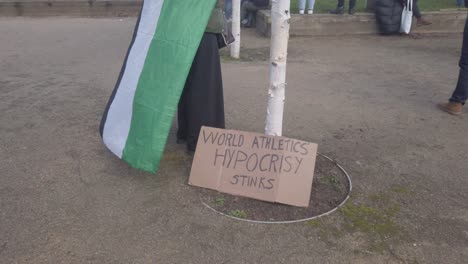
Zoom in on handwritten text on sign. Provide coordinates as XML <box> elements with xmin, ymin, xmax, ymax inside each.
<box><xmin>189</xmin><ymin>127</ymin><xmax>318</xmax><ymax>207</ymax></box>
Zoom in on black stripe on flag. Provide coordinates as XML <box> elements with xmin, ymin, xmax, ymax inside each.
<box><xmin>99</xmin><ymin>7</ymin><xmax>144</xmax><ymax>137</ymax></box>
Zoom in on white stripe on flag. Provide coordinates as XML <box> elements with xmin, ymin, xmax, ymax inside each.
<box><xmin>103</xmin><ymin>0</ymin><xmax>164</xmax><ymax>158</ymax></box>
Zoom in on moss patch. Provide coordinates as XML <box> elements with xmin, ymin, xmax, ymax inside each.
<box><xmin>337</xmin><ymin>195</ymin><xmax>405</xmax><ymax>253</ymax></box>
<box><xmin>306</xmin><ymin>219</ymin><xmax>344</xmax><ymax>241</ymax></box>
<box><xmin>340</xmin><ymin>203</ymin><xmax>400</xmax><ymax>238</ymax></box>
<box><xmin>390</xmin><ymin>184</ymin><xmax>413</xmax><ymax>195</ymax></box>
<box><xmin>219</xmin><ymin>48</ymin><xmax>269</xmax><ymax>62</ymax></box>
<box><xmin>228</xmin><ymin>209</ymin><xmax>248</xmax><ymax>219</ymax></box>
<box><xmin>161</xmin><ymin>151</ymin><xmax>189</xmax><ymax>162</ymax></box>
<box><xmin>220</xmin><ymin>52</ymin><xmax>242</xmax><ymax>62</ymax></box>
<box><xmin>305</xmin><ymin>190</ymin><xmax>409</xmax><ymax>254</ymax></box>
<box><xmin>306</xmin><ymin>219</ymin><xmax>322</xmax><ymax>228</ymax></box>
<box><xmin>215</xmin><ymin>197</ymin><xmax>226</xmax><ymax>206</ymax></box>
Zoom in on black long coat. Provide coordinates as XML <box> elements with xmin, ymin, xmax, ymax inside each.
<box><xmin>375</xmin><ymin>0</ymin><xmax>404</xmax><ymax>35</ymax></box>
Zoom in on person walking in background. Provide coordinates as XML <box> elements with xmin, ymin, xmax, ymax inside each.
<box><xmin>456</xmin><ymin>0</ymin><xmax>465</xmax><ymax>8</ymax></box>
<box><xmin>413</xmin><ymin>0</ymin><xmax>432</xmax><ymax>26</ymax></box>
<box><xmin>329</xmin><ymin>0</ymin><xmax>357</xmax><ymax>15</ymax></box>
<box><xmin>299</xmin><ymin>0</ymin><xmax>316</xmax><ymax>15</ymax></box>
<box><xmin>225</xmin><ymin>0</ymin><xmax>232</xmax><ymax>20</ymax></box>
<box><xmin>439</xmin><ymin>14</ymin><xmax>468</xmax><ymax>115</ymax></box>
<box><xmin>241</xmin><ymin>0</ymin><xmax>269</xmax><ymax>27</ymax></box>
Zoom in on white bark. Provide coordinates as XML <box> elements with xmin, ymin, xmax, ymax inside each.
<box><xmin>230</xmin><ymin>0</ymin><xmax>241</xmax><ymax>58</ymax></box>
<box><xmin>265</xmin><ymin>0</ymin><xmax>290</xmax><ymax>136</ymax></box>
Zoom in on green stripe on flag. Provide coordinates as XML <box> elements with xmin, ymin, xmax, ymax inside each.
<box><xmin>122</xmin><ymin>0</ymin><xmax>217</xmax><ymax>173</ymax></box>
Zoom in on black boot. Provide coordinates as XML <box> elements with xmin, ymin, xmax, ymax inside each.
<box><xmin>329</xmin><ymin>6</ymin><xmax>344</xmax><ymax>14</ymax></box>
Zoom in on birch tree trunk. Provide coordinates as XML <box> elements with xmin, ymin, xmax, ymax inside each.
<box><xmin>265</xmin><ymin>0</ymin><xmax>291</xmax><ymax>136</ymax></box>
<box><xmin>230</xmin><ymin>0</ymin><xmax>241</xmax><ymax>58</ymax></box>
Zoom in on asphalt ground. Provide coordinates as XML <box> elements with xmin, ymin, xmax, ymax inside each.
<box><xmin>1</xmin><ymin>17</ymin><xmax>467</xmax><ymax>263</ymax></box>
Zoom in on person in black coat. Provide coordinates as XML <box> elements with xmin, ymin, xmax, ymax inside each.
<box><xmin>374</xmin><ymin>0</ymin><xmax>403</xmax><ymax>35</ymax></box>
<box><xmin>439</xmin><ymin>4</ymin><xmax>468</xmax><ymax>115</ymax></box>
<box><xmin>177</xmin><ymin>1</ymin><xmax>225</xmax><ymax>151</ymax></box>
<box><xmin>375</xmin><ymin>0</ymin><xmax>431</xmax><ymax>35</ymax></box>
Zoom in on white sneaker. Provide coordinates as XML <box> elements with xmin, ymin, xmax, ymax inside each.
<box><xmin>307</xmin><ymin>10</ymin><xmax>313</xmax><ymax>14</ymax></box>
<box><xmin>299</xmin><ymin>9</ymin><xmax>305</xmax><ymax>15</ymax></box>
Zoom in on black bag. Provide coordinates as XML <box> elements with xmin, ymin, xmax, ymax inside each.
<box><xmin>217</xmin><ymin>13</ymin><xmax>235</xmax><ymax>49</ymax></box>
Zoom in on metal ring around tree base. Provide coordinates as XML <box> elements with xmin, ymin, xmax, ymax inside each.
<box><xmin>201</xmin><ymin>153</ymin><xmax>353</xmax><ymax>224</ymax></box>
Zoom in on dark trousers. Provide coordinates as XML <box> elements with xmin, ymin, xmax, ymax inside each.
<box><xmin>241</xmin><ymin>1</ymin><xmax>267</xmax><ymax>26</ymax></box>
<box><xmin>413</xmin><ymin>0</ymin><xmax>422</xmax><ymax>19</ymax></box>
<box><xmin>177</xmin><ymin>33</ymin><xmax>225</xmax><ymax>151</ymax></box>
<box><xmin>241</xmin><ymin>2</ymin><xmax>261</xmax><ymax>20</ymax></box>
<box><xmin>450</xmin><ymin>17</ymin><xmax>468</xmax><ymax>105</ymax></box>
<box><xmin>337</xmin><ymin>0</ymin><xmax>356</xmax><ymax>9</ymax></box>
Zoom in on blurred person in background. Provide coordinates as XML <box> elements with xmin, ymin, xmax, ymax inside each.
<box><xmin>329</xmin><ymin>0</ymin><xmax>357</xmax><ymax>15</ymax></box>
<box><xmin>438</xmin><ymin>2</ymin><xmax>468</xmax><ymax>116</ymax></box>
<box><xmin>413</xmin><ymin>0</ymin><xmax>432</xmax><ymax>26</ymax></box>
<box><xmin>241</xmin><ymin>0</ymin><xmax>269</xmax><ymax>27</ymax></box>
<box><xmin>299</xmin><ymin>0</ymin><xmax>316</xmax><ymax>14</ymax></box>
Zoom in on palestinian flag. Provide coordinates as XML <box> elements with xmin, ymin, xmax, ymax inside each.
<box><xmin>100</xmin><ymin>0</ymin><xmax>217</xmax><ymax>173</ymax></box>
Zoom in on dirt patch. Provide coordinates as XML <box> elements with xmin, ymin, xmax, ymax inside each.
<box><xmin>197</xmin><ymin>154</ymin><xmax>350</xmax><ymax>222</ymax></box>
<box><xmin>220</xmin><ymin>47</ymin><xmax>269</xmax><ymax>62</ymax></box>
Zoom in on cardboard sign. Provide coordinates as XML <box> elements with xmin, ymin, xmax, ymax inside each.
<box><xmin>188</xmin><ymin>127</ymin><xmax>318</xmax><ymax>207</ymax></box>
